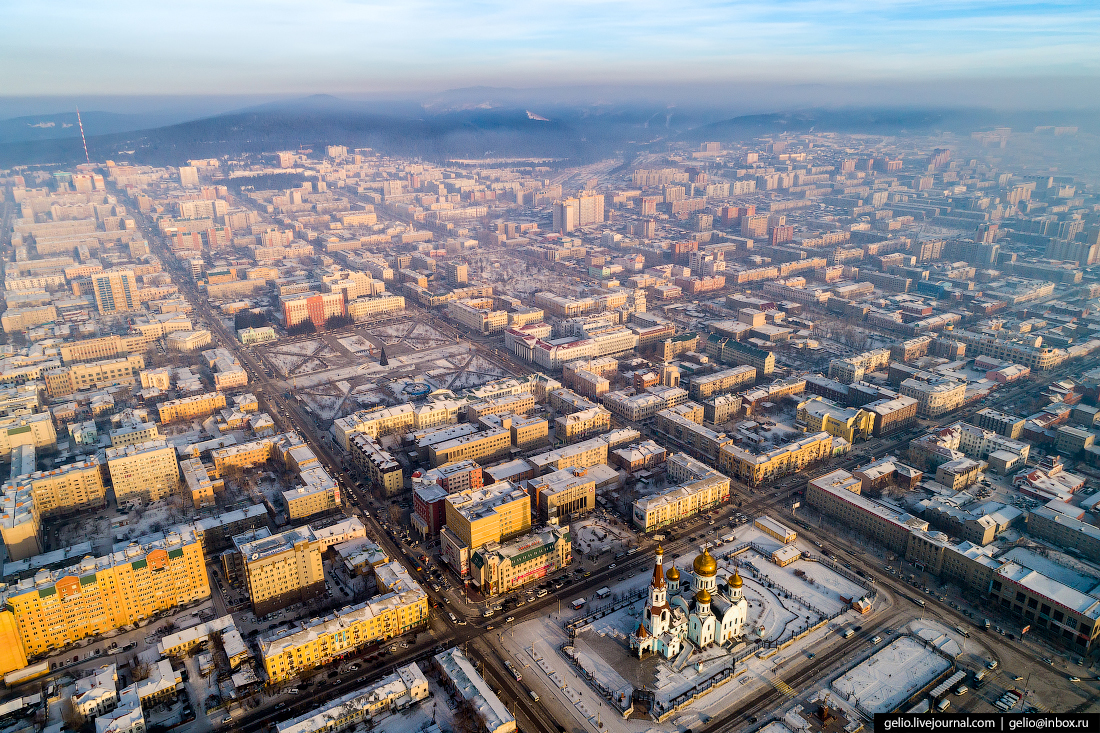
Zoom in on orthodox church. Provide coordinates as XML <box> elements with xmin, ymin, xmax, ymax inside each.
<box><xmin>630</xmin><ymin>545</ymin><xmax>748</xmax><ymax>659</ymax></box>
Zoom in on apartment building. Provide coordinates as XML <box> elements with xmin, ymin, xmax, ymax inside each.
<box><xmin>654</xmin><ymin>408</ymin><xmax>732</xmax><ymax>464</ymax></box>
<box><xmin>952</xmin><ymin>329</ymin><xmax>1065</xmax><ymax>371</ymax></box>
<box><xmin>974</xmin><ymin>408</ymin><xmax>1026</xmax><ymax>439</ymax></box>
<box><xmin>0</xmin><ymin>527</ymin><xmax>208</xmax><ymax>672</ymax></box>
<box><xmin>157</xmin><ymin>391</ymin><xmax>227</xmax><ymax>424</ymax></box>
<box><xmin>632</xmin><ymin>453</ymin><xmax>731</xmax><ymax>531</ymax></box>
<box><xmin>705</xmin><ymin>336</ymin><xmax>775</xmax><ymax>376</ymax></box>
<box><xmin>703</xmin><ymin>393</ymin><xmax>743</xmax><ymax>425</ymax></box>
<box><xmin>899</xmin><ymin>377</ymin><xmax>966</xmax><ymax>418</ymax></box>
<box><xmin>106</xmin><ymin>439</ymin><xmax>179</xmax><ymax>505</ymax></box>
<box><xmin>528</xmin><ymin>466</ymin><xmax>596</xmax><ymax>522</ymax></box>
<box><xmin>448</xmin><ymin>300</ymin><xmax>509</xmax><ymax>335</ymax></box>
<box><xmin>470</xmin><ymin>524</ymin><xmax>572</xmax><ymax>597</ymax></box>
<box><xmin>527</xmin><ymin>437</ymin><xmax>610</xmax><ymax>474</ymax></box>
<box><xmin>827</xmin><ymin>349</ymin><xmax>892</xmax><ymax>384</ymax></box>
<box><xmin>441</xmin><ymin>483</ymin><xmax>532</xmax><ymax>576</ymax></box>
<box><xmin>283</xmin><ymin>477</ymin><xmax>342</xmax><ymax>521</ymax></box>
<box><xmin>91</xmin><ymin>270</ymin><xmax>138</xmax><ymax>314</ymax></box>
<box><xmin>333</xmin><ymin>399</ymin><xmax>468</xmax><ymax>449</ymax></box>
<box><xmin>603</xmin><ymin>386</ymin><xmax>689</xmax><ymax>422</ymax></box>
<box><xmin>274</xmin><ymin>664</ymin><xmax>429</xmax><ymax>731</ymax></box>
<box><xmin>260</xmin><ymin>562</ymin><xmax>428</xmax><ymax>681</ymax></box>
<box><xmin>0</xmin><ymin>484</ymin><xmax>40</xmax><ymax>561</ymax></box>
<box><xmin>466</xmin><ymin>393</ymin><xmax>535</xmax><ymax>421</ymax></box>
<box><xmin>238</xmin><ymin>527</ymin><xmax>325</xmax><ymax>615</ymax></box>
<box><xmin>5</xmin><ymin>455</ymin><xmax>106</xmax><ymax>518</ymax></box>
<box><xmin>796</xmin><ymin>396</ymin><xmax>874</xmax><ymax>443</ymax></box>
<box><xmin>348</xmin><ymin>433</ymin><xmax>403</xmax><ymax>497</ymax></box>
<box><xmin>689</xmin><ymin>365</ymin><xmax>756</xmax><ymax>401</ymax></box>
<box><xmin>718</xmin><ymin>431</ymin><xmax>836</xmax><ymax>486</ymax></box>
<box><xmin>863</xmin><ymin>395</ymin><xmax>920</xmax><ymax>437</ymax></box>
<box><xmin>179</xmin><ymin>458</ymin><xmax>217</xmax><ymax>509</ymax></box>
<box><xmin>1027</xmin><ymin>507</ymin><xmax>1100</xmax><ymax>563</ymax></box>
<box><xmin>554</xmin><ymin>407</ymin><xmax>611</xmax><ymax>444</ymax></box>
<box><xmin>281</xmin><ymin>291</ymin><xmax>346</xmax><ymax>329</ymax></box>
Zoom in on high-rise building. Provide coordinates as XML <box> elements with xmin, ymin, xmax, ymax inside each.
<box><xmin>178</xmin><ymin>166</ymin><xmax>199</xmax><ymax>186</ymax></box>
<box><xmin>577</xmin><ymin>192</ymin><xmax>605</xmax><ymax>225</ymax></box>
<box><xmin>92</xmin><ymin>270</ymin><xmax>137</xmax><ymax>314</ymax></box>
<box><xmin>552</xmin><ymin>199</ymin><xmax>578</xmax><ymax>233</ymax></box>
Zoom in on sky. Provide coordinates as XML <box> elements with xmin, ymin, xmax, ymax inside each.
<box><xmin>2</xmin><ymin>0</ymin><xmax>1099</xmax><ymax>98</ymax></box>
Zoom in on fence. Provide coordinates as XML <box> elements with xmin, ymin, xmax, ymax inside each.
<box><xmin>564</xmin><ymin>587</ymin><xmax>648</xmax><ymax>636</ymax></box>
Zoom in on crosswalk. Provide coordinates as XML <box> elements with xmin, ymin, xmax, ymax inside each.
<box><xmin>768</xmin><ymin>677</ymin><xmax>796</xmax><ymax>697</ymax></box>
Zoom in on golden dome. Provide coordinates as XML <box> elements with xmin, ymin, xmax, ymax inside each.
<box><xmin>666</xmin><ymin>566</ymin><xmax>681</xmax><ymax>581</ymax></box>
<box><xmin>728</xmin><ymin>572</ymin><xmax>743</xmax><ymax>589</ymax></box>
<box><xmin>695</xmin><ymin>588</ymin><xmax>712</xmax><ymax>604</ymax></box>
<box><xmin>693</xmin><ymin>549</ymin><xmax>717</xmax><ymax>577</ymax></box>
<box><xmin>656</xmin><ymin>544</ymin><xmax>664</xmax><ymax>556</ymax></box>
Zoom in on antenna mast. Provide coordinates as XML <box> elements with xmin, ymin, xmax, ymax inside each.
<box><xmin>75</xmin><ymin>108</ymin><xmax>90</xmax><ymax>164</ymax></box>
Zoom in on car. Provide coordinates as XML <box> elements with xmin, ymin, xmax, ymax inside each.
<box><xmin>505</xmin><ymin>616</ymin><xmax>515</xmax><ymax>623</ymax></box>
<box><xmin>871</xmin><ymin>636</ymin><xmax>882</xmax><ymax>644</ymax></box>
<box><xmin>222</xmin><ymin>717</ymin><xmax>234</xmax><ymax>724</ymax></box>
<box><xmin>487</xmin><ymin>625</ymin><xmax>494</xmax><ymax>630</ymax></box>
<box><xmin>1070</xmin><ymin>677</ymin><xmax>1081</xmax><ymax>683</ymax></box>
<box><xmin>807</xmin><ymin>652</ymin><xmax>815</xmax><ymax>659</ymax></box>
<box><xmin>749</xmin><ymin>716</ymin><xmax>759</xmax><ymax>724</ymax></box>
<box><xmin>583</xmin><ymin>571</ymin><xmax>592</xmax><ymax>577</ymax></box>
<box><xmin>608</xmin><ymin>563</ymin><xmax>617</xmax><ymax>569</ymax></box>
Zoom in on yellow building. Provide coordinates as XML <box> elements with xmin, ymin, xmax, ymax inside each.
<box><xmin>471</xmin><ymin>524</ymin><xmax>572</xmax><ymax>597</ymax></box>
<box><xmin>91</xmin><ymin>269</ymin><xmax>138</xmax><ymax>314</ymax></box>
<box><xmin>428</xmin><ymin>428</ymin><xmax>511</xmax><ymax>468</ymax></box>
<box><xmin>554</xmin><ymin>407</ymin><xmax>611</xmax><ymax>444</ymax></box>
<box><xmin>796</xmin><ymin>396</ymin><xmax>873</xmax><ymax>443</ymax></box>
<box><xmin>0</xmin><ymin>527</ymin><xmax>208</xmax><ymax>670</ymax></box>
<box><xmin>689</xmin><ymin>365</ymin><xmax>757</xmax><ymax>400</ymax></box>
<box><xmin>0</xmin><ymin>485</ymin><xmax>40</xmax><ymax>561</ymax></box>
<box><xmin>109</xmin><ymin>422</ymin><xmax>160</xmax><ymax>448</ymax></box>
<box><xmin>348</xmin><ymin>434</ymin><xmax>403</xmax><ymax>497</ymax></box>
<box><xmin>0</xmin><ymin>413</ymin><xmax>57</xmax><ymax>459</ymax></box>
<box><xmin>347</xmin><ymin>295</ymin><xmax>406</xmax><ymax>321</ymax></box>
<box><xmin>466</xmin><ymin>393</ymin><xmax>536</xmax><ymax>421</ymax></box>
<box><xmin>59</xmin><ymin>335</ymin><xmax>134</xmax><ymax>364</ymax></box>
<box><xmin>106</xmin><ymin>439</ymin><xmax>179</xmax><ymax>505</ymax></box>
<box><xmin>259</xmin><ymin>561</ymin><xmax>428</xmax><ymax>682</ymax></box>
<box><xmin>530</xmin><ymin>467</ymin><xmax>596</xmax><ymax>522</ymax></box>
<box><xmin>632</xmin><ymin>454</ymin><xmax>731</xmax><ymax>531</ymax></box>
<box><xmin>6</xmin><ymin>455</ymin><xmax>106</xmax><ymax>518</ymax></box>
<box><xmin>180</xmin><ymin>457</ymin><xmax>218</xmax><ymax>509</ymax></box>
<box><xmin>283</xmin><ymin>481</ymin><xmax>341</xmax><ymax>521</ymax></box>
<box><xmin>440</xmin><ymin>483</ymin><xmax>532</xmax><ymax>576</ymax></box>
<box><xmin>44</xmin><ymin>354</ymin><xmax>146</xmax><ymax>398</ymax></box>
<box><xmin>157</xmin><ymin>391</ymin><xmax>227</xmax><ymax>424</ymax></box>
<box><xmin>718</xmin><ymin>431</ymin><xmax>835</xmax><ymax>486</ymax></box>
<box><xmin>238</xmin><ymin>527</ymin><xmax>325</xmax><ymax>615</ymax></box>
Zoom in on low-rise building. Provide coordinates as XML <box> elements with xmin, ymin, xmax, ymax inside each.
<box><xmin>554</xmin><ymin>406</ymin><xmax>611</xmax><ymax>443</ymax></box>
<box><xmin>348</xmin><ymin>433</ymin><xmax>403</xmax><ymax>497</ymax></box>
<box><xmin>274</xmin><ymin>663</ymin><xmax>429</xmax><ymax>733</ymax></box>
<box><xmin>471</xmin><ymin>524</ymin><xmax>571</xmax><ymax>597</ymax></box>
<box><xmin>632</xmin><ymin>454</ymin><xmax>731</xmax><ymax>531</ymax></box>
<box><xmin>261</xmin><ymin>566</ymin><xmax>428</xmax><ymax>681</ymax></box>
<box><xmin>157</xmin><ymin>391</ymin><xmax>227</xmax><ymax>423</ymax></box>
<box><xmin>434</xmin><ymin>647</ymin><xmax>517</xmax><ymax>733</ymax></box>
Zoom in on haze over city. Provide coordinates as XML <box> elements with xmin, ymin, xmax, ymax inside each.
<box><xmin>0</xmin><ymin>3</ymin><xmax>1099</xmax><ymax>733</ymax></box>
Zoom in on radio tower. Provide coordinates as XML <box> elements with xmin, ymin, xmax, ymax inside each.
<box><xmin>76</xmin><ymin>108</ymin><xmax>90</xmax><ymax>164</ymax></box>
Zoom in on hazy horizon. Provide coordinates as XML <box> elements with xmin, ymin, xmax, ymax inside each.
<box><xmin>3</xmin><ymin>0</ymin><xmax>1099</xmax><ymax>102</ymax></box>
